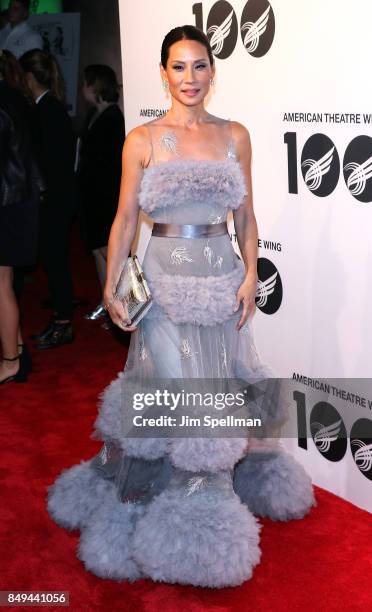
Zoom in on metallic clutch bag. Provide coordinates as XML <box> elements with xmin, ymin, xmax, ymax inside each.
<box><xmin>114</xmin><ymin>255</ymin><xmax>153</xmax><ymax>325</ymax></box>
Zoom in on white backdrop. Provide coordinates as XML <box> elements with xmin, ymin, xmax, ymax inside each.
<box><xmin>118</xmin><ymin>0</ymin><xmax>372</xmax><ymax>513</ymax></box>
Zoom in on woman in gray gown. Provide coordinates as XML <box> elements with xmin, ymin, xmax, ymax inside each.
<box><xmin>47</xmin><ymin>25</ymin><xmax>315</xmax><ymax>587</ymax></box>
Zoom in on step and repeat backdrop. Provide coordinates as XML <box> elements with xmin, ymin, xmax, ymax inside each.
<box><xmin>118</xmin><ymin>0</ymin><xmax>372</xmax><ymax>513</ymax></box>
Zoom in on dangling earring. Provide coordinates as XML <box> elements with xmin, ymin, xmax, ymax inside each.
<box><xmin>163</xmin><ymin>80</ymin><xmax>169</xmax><ymax>91</ymax></box>
<box><xmin>210</xmin><ymin>78</ymin><xmax>215</xmax><ymax>86</ymax></box>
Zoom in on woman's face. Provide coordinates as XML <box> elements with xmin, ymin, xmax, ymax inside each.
<box><xmin>161</xmin><ymin>39</ymin><xmax>214</xmax><ymax>107</ymax></box>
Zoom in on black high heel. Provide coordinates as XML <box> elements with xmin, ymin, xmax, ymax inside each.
<box><xmin>18</xmin><ymin>343</ymin><xmax>33</xmax><ymax>373</ymax></box>
<box><xmin>0</xmin><ymin>355</ymin><xmax>28</xmax><ymax>385</ymax></box>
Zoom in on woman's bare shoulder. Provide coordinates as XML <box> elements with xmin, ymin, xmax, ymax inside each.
<box><xmin>122</xmin><ymin>124</ymin><xmax>152</xmax><ymax>166</ymax></box>
<box><xmin>139</xmin><ymin>116</ymin><xmax>169</xmax><ymax>129</ymax></box>
<box><xmin>125</xmin><ymin>123</ymin><xmax>151</xmax><ymax>144</ymax></box>
<box><xmin>206</xmin><ymin>115</ymin><xmax>251</xmax><ymax>141</ymax></box>
<box><xmin>229</xmin><ymin>120</ymin><xmax>251</xmax><ymax>142</ymax></box>
<box><xmin>125</xmin><ymin>117</ymin><xmax>169</xmax><ymax>144</ymax></box>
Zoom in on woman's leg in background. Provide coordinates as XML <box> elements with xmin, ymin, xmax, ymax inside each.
<box><xmin>0</xmin><ymin>266</ymin><xmax>20</xmax><ymax>381</ymax></box>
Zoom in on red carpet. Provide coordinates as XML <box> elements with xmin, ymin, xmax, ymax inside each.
<box><xmin>1</xmin><ymin>229</ymin><xmax>371</xmax><ymax>612</ymax></box>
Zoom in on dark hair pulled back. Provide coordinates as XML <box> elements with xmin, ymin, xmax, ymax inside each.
<box><xmin>161</xmin><ymin>25</ymin><xmax>214</xmax><ymax>69</ymax></box>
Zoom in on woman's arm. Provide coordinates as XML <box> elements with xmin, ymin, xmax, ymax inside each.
<box><xmin>103</xmin><ymin>125</ymin><xmax>151</xmax><ymax>331</ymax></box>
<box><xmin>231</xmin><ymin>122</ymin><xmax>258</xmax><ymax>330</ymax></box>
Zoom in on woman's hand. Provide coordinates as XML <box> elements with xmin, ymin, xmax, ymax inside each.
<box><xmin>103</xmin><ymin>294</ymin><xmax>138</xmax><ymax>332</ymax></box>
<box><xmin>234</xmin><ymin>274</ymin><xmax>257</xmax><ymax>330</ymax></box>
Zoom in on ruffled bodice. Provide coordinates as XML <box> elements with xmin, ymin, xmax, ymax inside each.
<box><xmin>138</xmin><ymin>157</ymin><xmax>247</xmax><ymax>224</ymax></box>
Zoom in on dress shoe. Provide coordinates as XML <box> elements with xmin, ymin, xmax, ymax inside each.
<box><xmin>0</xmin><ymin>355</ymin><xmax>28</xmax><ymax>385</ymax></box>
<box><xmin>84</xmin><ymin>304</ymin><xmax>106</xmax><ymax>320</ymax></box>
<box><xmin>36</xmin><ymin>322</ymin><xmax>74</xmax><ymax>350</ymax></box>
<box><xmin>30</xmin><ymin>316</ymin><xmax>56</xmax><ymax>341</ymax></box>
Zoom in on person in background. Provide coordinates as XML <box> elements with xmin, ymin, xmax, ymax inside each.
<box><xmin>0</xmin><ymin>0</ymin><xmax>42</xmax><ymax>59</ymax></box>
<box><xmin>0</xmin><ymin>9</ymin><xmax>8</xmax><ymax>32</ymax></box>
<box><xmin>0</xmin><ymin>49</ymin><xmax>40</xmax><ymax>384</ymax></box>
<box><xmin>20</xmin><ymin>49</ymin><xmax>77</xmax><ymax>350</ymax></box>
<box><xmin>78</xmin><ymin>64</ymin><xmax>125</xmax><ymax>323</ymax></box>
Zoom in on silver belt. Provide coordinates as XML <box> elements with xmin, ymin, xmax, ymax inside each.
<box><xmin>152</xmin><ymin>221</ymin><xmax>228</xmax><ymax>238</ymax></box>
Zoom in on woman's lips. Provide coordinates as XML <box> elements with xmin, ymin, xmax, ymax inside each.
<box><xmin>182</xmin><ymin>89</ymin><xmax>200</xmax><ymax>97</ymax></box>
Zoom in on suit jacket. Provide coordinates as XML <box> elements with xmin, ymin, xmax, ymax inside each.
<box><xmin>78</xmin><ymin>104</ymin><xmax>125</xmax><ymax>250</ymax></box>
<box><xmin>33</xmin><ymin>91</ymin><xmax>76</xmax><ymax>213</ymax></box>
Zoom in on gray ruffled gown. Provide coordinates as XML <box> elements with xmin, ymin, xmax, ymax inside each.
<box><xmin>47</xmin><ymin>119</ymin><xmax>315</xmax><ymax>587</ymax></box>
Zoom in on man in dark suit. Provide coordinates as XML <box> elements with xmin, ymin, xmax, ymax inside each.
<box><xmin>20</xmin><ymin>50</ymin><xmax>77</xmax><ymax>349</ymax></box>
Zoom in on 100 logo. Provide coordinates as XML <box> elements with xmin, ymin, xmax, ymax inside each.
<box><xmin>294</xmin><ymin>390</ymin><xmax>372</xmax><ymax>481</ymax></box>
<box><xmin>192</xmin><ymin>0</ymin><xmax>275</xmax><ymax>59</ymax></box>
<box><xmin>284</xmin><ymin>132</ymin><xmax>372</xmax><ymax>202</ymax></box>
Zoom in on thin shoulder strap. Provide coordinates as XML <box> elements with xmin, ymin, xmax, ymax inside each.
<box><xmin>226</xmin><ymin>119</ymin><xmax>236</xmax><ymax>159</ymax></box>
<box><xmin>145</xmin><ymin>123</ymin><xmax>156</xmax><ymax>166</ymax></box>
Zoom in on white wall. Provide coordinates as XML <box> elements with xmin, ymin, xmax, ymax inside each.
<box><xmin>118</xmin><ymin>0</ymin><xmax>372</xmax><ymax>513</ymax></box>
